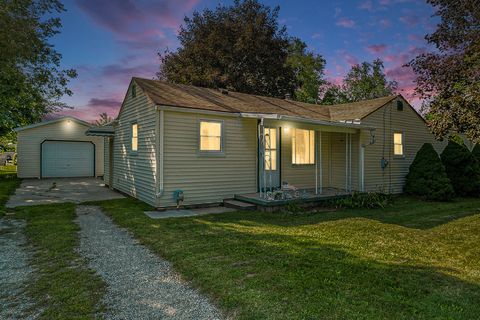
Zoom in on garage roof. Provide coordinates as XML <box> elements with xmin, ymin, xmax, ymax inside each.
<box><xmin>14</xmin><ymin>116</ymin><xmax>92</xmax><ymax>132</ymax></box>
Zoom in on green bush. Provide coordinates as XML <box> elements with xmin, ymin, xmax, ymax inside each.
<box><xmin>332</xmin><ymin>192</ymin><xmax>392</xmax><ymax>209</ymax></box>
<box><xmin>472</xmin><ymin>144</ymin><xmax>480</xmax><ymax>161</ymax></box>
<box><xmin>441</xmin><ymin>141</ymin><xmax>480</xmax><ymax>196</ymax></box>
<box><xmin>405</xmin><ymin>143</ymin><xmax>454</xmax><ymax>201</ymax></box>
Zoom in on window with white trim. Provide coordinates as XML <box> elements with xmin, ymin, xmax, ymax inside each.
<box><xmin>131</xmin><ymin>123</ymin><xmax>138</xmax><ymax>151</ymax></box>
<box><xmin>199</xmin><ymin>121</ymin><xmax>222</xmax><ymax>152</ymax></box>
<box><xmin>292</xmin><ymin>128</ymin><xmax>315</xmax><ymax>164</ymax></box>
<box><xmin>393</xmin><ymin>132</ymin><xmax>404</xmax><ymax>156</ymax></box>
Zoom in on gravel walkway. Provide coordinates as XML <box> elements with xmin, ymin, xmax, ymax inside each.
<box><xmin>76</xmin><ymin>205</ymin><xmax>222</xmax><ymax>320</ymax></box>
<box><xmin>0</xmin><ymin>218</ymin><xmax>38</xmax><ymax>319</ymax></box>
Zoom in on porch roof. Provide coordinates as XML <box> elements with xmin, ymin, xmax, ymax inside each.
<box><xmin>134</xmin><ymin>77</ymin><xmax>397</xmax><ymax>124</ymax></box>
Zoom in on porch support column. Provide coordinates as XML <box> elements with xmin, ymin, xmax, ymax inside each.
<box><xmin>319</xmin><ymin>131</ymin><xmax>323</xmax><ymax>194</ymax></box>
<box><xmin>258</xmin><ymin>119</ymin><xmax>266</xmax><ymax>199</ymax></box>
<box><xmin>360</xmin><ymin>144</ymin><xmax>365</xmax><ymax>192</ymax></box>
<box><xmin>315</xmin><ymin>131</ymin><xmax>318</xmax><ymax>195</ymax></box>
<box><xmin>345</xmin><ymin>133</ymin><xmax>348</xmax><ymax>192</ymax></box>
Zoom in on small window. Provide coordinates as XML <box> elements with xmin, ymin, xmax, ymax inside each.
<box><xmin>131</xmin><ymin>123</ymin><xmax>138</xmax><ymax>151</ymax></box>
<box><xmin>199</xmin><ymin>121</ymin><xmax>222</xmax><ymax>152</ymax></box>
<box><xmin>292</xmin><ymin>128</ymin><xmax>315</xmax><ymax>164</ymax></box>
<box><xmin>131</xmin><ymin>84</ymin><xmax>136</xmax><ymax>98</ymax></box>
<box><xmin>394</xmin><ymin>132</ymin><xmax>404</xmax><ymax>156</ymax></box>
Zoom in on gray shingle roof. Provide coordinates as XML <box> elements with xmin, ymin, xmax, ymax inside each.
<box><xmin>134</xmin><ymin>77</ymin><xmax>397</xmax><ymax>121</ymax></box>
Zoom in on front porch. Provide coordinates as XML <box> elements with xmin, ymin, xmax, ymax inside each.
<box><xmin>235</xmin><ymin>116</ymin><xmax>376</xmax><ymax>211</ymax></box>
<box><xmin>235</xmin><ymin>187</ymin><xmax>351</xmax><ymax>208</ymax></box>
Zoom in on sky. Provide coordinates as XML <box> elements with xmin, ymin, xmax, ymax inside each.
<box><xmin>53</xmin><ymin>0</ymin><xmax>437</xmax><ymax>122</ymax></box>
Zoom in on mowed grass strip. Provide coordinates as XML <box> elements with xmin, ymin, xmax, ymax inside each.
<box><xmin>15</xmin><ymin>203</ymin><xmax>106</xmax><ymax>319</ymax></box>
<box><xmin>97</xmin><ymin>197</ymin><xmax>480</xmax><ymax>320</ymax></box>
<box><xmin>0</xmin><ymin>165</ymin><xmax>20</xmax><ymax>217</ymax></box>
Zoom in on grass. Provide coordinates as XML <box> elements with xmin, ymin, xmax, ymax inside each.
<box><xmin>0</xmin><ymin>165</ymin><xmax>19</xmax><ymax>217</ymax></box>
<box><xmin>95</xmin><ymin>196</ymin><xmax>480</xmax><ymax>319</ymax></box>
<box><xmin>14</xmin><ymin>204</ymin><xmax>106</xmax><ymax>319</ymax></box>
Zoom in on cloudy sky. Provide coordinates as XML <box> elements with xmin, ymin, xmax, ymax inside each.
<box><xmin>53</xmin><ymin>0</ymin><xmax>437</xmax><ymax>121</ymax></box>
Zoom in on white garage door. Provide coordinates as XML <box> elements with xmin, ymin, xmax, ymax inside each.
<box><xmin>41</xmin><ymin>141</ymin><xmax>94</xmax><ymax>178</ymax></box>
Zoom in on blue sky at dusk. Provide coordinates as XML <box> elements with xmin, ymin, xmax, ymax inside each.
<box><xmin>54</xmin><ymin>0</ymin><xmax>437</xmax><ymax>121</ymax></box>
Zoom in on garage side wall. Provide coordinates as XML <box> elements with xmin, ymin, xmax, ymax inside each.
<box><xmin>112</xmin><ymin>83</ymin><xmax>157</xmax><ymax>206</ymax></box>
<box><xmin>360</xmin><ymin>97</ymin><xmax>447</xmax><ymax>193</ymax></box>
<box><xmin>16</xmin><ymin>121</ymin><xmax>104</xmax><ymax>178</ymax></box>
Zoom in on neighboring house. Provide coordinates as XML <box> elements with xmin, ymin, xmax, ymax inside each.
<box><xmin>15</xmin><ymin>117</ymin><xmax>104</xmax><ymax>178</ymax></box>
<box><xmin>87</xmin><ymin>77</ymin><xmax>446</xmax><ymax>208</ymax></box>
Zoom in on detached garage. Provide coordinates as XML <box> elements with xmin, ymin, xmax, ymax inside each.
<box><xmin>15</xmin><ymin>117</ymin><xmax>104</xmax><ymax>179</ymax></box>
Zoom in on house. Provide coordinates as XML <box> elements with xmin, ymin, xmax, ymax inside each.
<box><xmin>87</xmin><ymin>77</ymin><xmax>445</xmax><ymax>209</ymax></box>
<box><xmin>15</xmin><ymin>117</ymin><xmax>104</xmax><ymax>178</ymax></box>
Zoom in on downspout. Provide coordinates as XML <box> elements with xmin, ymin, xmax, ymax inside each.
<box><xmin>155</xmin><ymin>108</ymin><xmax>164</xmax><ymax>199</ymax></box>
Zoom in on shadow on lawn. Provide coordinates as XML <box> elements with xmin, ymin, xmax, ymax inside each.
<box><xmin>97</xmin><ymin>198</ymin><xmax>480</xmax><ymax>319</ymax></box>
<box><xmin>201</xmin><ymin>197</ymin><xmax>480</xmax><ymax>230</ymax></box>
<box><xmin>182</xmin><ymin>221</ymin><xmax>480</xmax><ymax>319</ymax></box>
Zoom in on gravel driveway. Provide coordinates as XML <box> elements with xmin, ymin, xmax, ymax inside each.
<box><xmin>76</xmin><ymin>205</ymin><xmax>222</xmax><ymax>320</ymax></box>
<box><xmin>0</xmin><ymin>218</ymin><xmax>38</xmax><ymax>319</ymax></box>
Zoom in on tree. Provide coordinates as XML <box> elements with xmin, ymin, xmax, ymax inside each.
<box><xmin>405</xmin><ymin>143</ymin><xmax>454</xmax><ymax>201</ymax></box>
<box><xmin>472</xmin><ymin>144</ymin><xmax>480</xmax><ymax>161</ymax></box>
<box><xmin>158</xmin><ymin>0</ymin><xmax>298</xmax><ymax>98</ymax></box>
<box><xmin>408</xmin><ymin>0</ymin><xmax>480</xmax><ymax>142</ymax></box>
<box><xmin>440</xmin><ymin>140</ymin><xmax>480</xmax><ymax>196</ymax></box>
<box><xmin>0</xmin><ymin>0</ymin><xmax>76</xmax><ymax>136</ymax></box>
<box><xmin>286</xmin><ymin>38</ymin><xmax>326</xmax><ymax>103</ymax></box>
<box><xmin>320</xmin><ymin>59</ymin><xmax>397</xmax><ymax>105</ymax></box>
<box><xmin>94</xmin><ymin>113</ymin><xmax>113</xmax><ymax>126</ymax></box>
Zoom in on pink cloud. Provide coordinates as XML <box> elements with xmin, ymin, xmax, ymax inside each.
<box><xmin>358</xmin><ymin>0</ymin><xmax>373</xmax><ymax>11</ymax></box>
<box><xmin>399</xmin><ymin>14</ymin><xmax>420</xmax><ymax>27</ymax></box>
<box><xmin>336</xmin><ymin>17</ymin><xmax>356</xmax><ymax>28</ymax></box>
<box><xmin>366</xmin><ymin>44</ymin><xmax>388</xmax><ymax>55</ymax></box>
<box><xmin>379</xmin><ymin>19</ymin><xmax>391</xmax><ymax>28</ymax></box>
<box><xmin>408</xmin><ymin>34</ymin><xmax>425</xmax><ymax>42</ymax></box>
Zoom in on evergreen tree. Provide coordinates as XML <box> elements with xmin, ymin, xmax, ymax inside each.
<box><xmin>440</xmin><ymin>141</ymin><xmax>480</xmax><ymax>196</ymax></box>
<box><xmin>405</xmin><ymin>143</ymin><xmax>454</xmax><ymax>200</ymax></box>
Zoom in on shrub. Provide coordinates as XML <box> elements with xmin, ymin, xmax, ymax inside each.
<box><xmin>472</xmin><ymin>144</ymin><xmax>480</xmax><ymax>161</ymax></box>
<box><xmin>405</xmin><ymin>143</ymin><xmax>454</xmax><ymax>201</ymax></box>
<box><xmin>441</xmin><ymin>140</ymin><xmax>480</xmax><ymax>196</ymax></box>
<box><xmin>332</xmin><ymin>192</ymin><xmax>392</xmax><ymax>209</ymax></box>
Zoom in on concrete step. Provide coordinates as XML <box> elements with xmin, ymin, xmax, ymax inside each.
<box><xmin>223</xmin><ymin>199</ymin><xmax>256</xmax><ymax>211</ymax></box>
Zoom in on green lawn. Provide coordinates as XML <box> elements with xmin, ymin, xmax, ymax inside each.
<box><xmin>96</xmin><ymin>197</ymin><xmax>480</xmax><ymax>319</ymax></box>
<box><xmin>14</xmin><ymin>204</ymin><xmax>106</xmax><ymax>319</ymax></box>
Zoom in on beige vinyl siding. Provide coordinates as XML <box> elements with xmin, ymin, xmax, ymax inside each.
<box><xmin>16</xmin><ymin>120</ymin><xmax>104</xmax><ymax>178</ymax></box>
<box><xmin>361</xmin><ymin>97</ymin><xmax>447</xmax><ymax>193</ymax></box>
<box><xmin>112</xmin><ymin>82</ymin><xmax>158</xmax><ymax>206</ymax></box>
<box><xmin>161</xmin><ymin>111</ymin><xmax>257</xmax><ymax>207</ymax></box>
<box><xmin>103</xmin><ymin>137</ymin><xmax>110</xmax><ymax>185</ymax></box>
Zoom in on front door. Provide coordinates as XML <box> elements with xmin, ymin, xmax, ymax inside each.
<box><xmin>260</xmin><ymin>127</ymin><xmax>280</xmax><ymax>191</ymax></box>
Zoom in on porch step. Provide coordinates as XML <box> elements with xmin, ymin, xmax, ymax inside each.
<box><xmin>223</xmin><ymin>199</ymin><xmax>257</xmax><ymax>211</ymax></box>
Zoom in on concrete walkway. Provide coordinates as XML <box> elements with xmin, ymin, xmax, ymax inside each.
<box><xmin>145</xmin><ymin>206</ymin><xmax>237</xmax><ymax>219</ymax></box>
<box><xmin>7</xmin><ymin>178</ymin><xmax>124</xmax><ymax>208</ymax></box>
<box><xmin>76</xmin><ymin>205</ymin><xmax>222</xmax><ymax>319</ymax></box>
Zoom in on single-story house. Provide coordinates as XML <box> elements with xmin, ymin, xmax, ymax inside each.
<box><xmin>86</xmin><ymin>77</ymin><xmax>446</xmax><ymax>209</ymax></box>
<box><xmin>15</xmin><ymin>117</ymin><xmax>104</xmax><ymax>178</ymax></box>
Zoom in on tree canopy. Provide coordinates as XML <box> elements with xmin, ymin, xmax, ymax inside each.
<box><xmin>0</xmin><ymin>0</ymin><xmax>76</xmax><ymax>136</ymax></box>
<box><xmin>94</xmin><ymin>113</ymin><xmax>113</xmax><ymax>126</ymax></box>
<box><xmin>408</xmin><ymin>0</ymin><xmax>480</xmax><ymax>142</ymax></box>
<box><xmin>158</xmin><ymin>0</ymin><xmax>324</xmax><ymax>101</ymax></box>
<box><xmin>321</xmin><ymin>59</ymin><xmax>397</xmax><ymax>105</ymax></box>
